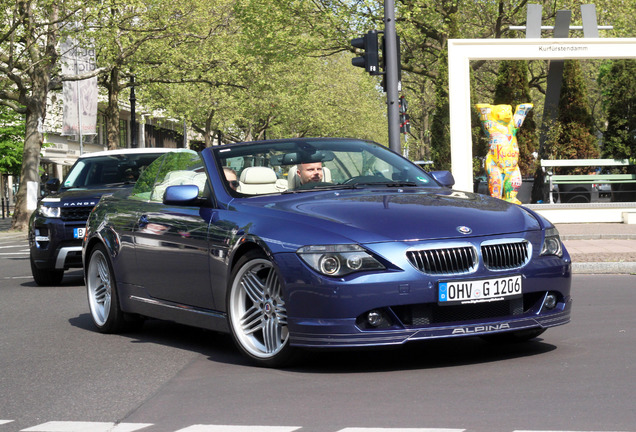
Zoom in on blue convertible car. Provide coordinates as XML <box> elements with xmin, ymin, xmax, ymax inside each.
<box><xmin>83</xmin><ymin>138</ymin><xmax>571</xmax><ymax>367</ymax></box>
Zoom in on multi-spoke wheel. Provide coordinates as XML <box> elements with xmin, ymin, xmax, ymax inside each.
<box><xmin>227</xmin><ymin>250</ymin><xmax>297</xmax><ymax>367</ymax></box>
<box><xmin>86</xmin><ymin>244</ymin><xmax>130</xmax><ymax>333</ymax></box>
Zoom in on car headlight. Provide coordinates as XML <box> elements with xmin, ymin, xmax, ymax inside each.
<box><xmin>540</xmin><ymin>227</ymin><xmax>563</xmax><ymax>257</ymax></box>
<box><xmin>39</xmin><ymin>204</ymin><xmax>61</xmax><ymax>218</ymax></box>
<box><xmin>297</xmin><ymin>244</ymin><xmax>385</xmax><ymax>277</ymax></box>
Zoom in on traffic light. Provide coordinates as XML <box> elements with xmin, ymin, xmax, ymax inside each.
<box><xmin>399</xmin><ymin>96</ymin><xmax>410</xmax><ymax>134</ymax></box>
<box><xmin>351</xmin><ymin>30</ymin><xmax>380</xmax><ymax>75</ymax></box>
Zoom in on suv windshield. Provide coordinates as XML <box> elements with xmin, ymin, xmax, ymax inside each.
<box><xmin>214</xmin><ymin>138</ymin><xmax>438</xmax><ymax>196</ymax></box>
<box><xmin>62</xmin><ymin>154</ymin><xmax>164</xmax><ymax>189</ymax></box>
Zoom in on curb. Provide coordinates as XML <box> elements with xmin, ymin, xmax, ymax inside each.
<box><xmin>572</xmin><ymin>262</ymin><xmax>636</xmax><ymax>275</ymax></box>
<box><xmin>561</xmin><ymin>234</ymin><xmax>636</xmax><ymax>241</ymax></box>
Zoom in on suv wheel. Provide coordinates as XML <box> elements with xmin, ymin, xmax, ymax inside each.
<box><xmin>30</xmin><ymin>255</ymin><xmax>64</xmax><ymax>286</ymax></box>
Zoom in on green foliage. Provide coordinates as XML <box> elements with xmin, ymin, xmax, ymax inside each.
<box><xmin>544</xmin><ymin>60</ymin><xmax>599</xmax><ymax>173</ymax></box>
<box><xmin>429</xmin><ymin>47</ymin><xmax>451</xmax><ymax>171</ymax></box>
<box><xmin>598</xmin><ymin>59</ymin><xmax>636</xmax><ymax>160</ymax></box>
<box><xmin>0</xmin><ymin>107</ymin><xmax>24</xmax><ymax>175</ymax></box>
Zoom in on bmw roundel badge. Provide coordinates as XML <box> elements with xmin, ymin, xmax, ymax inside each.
<box><xmin>457</xmin><ymin>226</ymin><xmax>472</xmax><ymax>235</ymax></box>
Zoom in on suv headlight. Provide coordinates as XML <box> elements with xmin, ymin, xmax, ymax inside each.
<box><xmin>39</xmin><ymin>204</ymin><xmax>61</xmax><ymax>218</ymax></box>
<box><xmin>297</xmin><ymin>244</ymin><xmax>385</xmax><ymax>277</ymax></box>
<box><xmin>540</xmin><ymin>227</ymin><xmax>563</xmax><ymax>257</ymax></box>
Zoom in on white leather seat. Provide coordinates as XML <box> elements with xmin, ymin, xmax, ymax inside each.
<box><xmin>153</xmin><ymin>170</ymin><xmax>207</xmax><ymax>201</ymax></box>
<box><xmin>238</xmin><ymin>166</ymin><xmax>285</xmax><ymax>195</ymax></box>
<box><xmin>287</xmin><ymin>165</ymin><xmax>331</xmax><ymax>189</ymax></box>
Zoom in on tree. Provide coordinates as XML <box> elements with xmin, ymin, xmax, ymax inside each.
<box><xmin>0</xmin><ymin>106</ymin><xmax>25</xmax><ymax>176</ymax></box>
<box><xmin>87</xmin><ymin>0</ymin><xmax>228</xmax><ymax>150</ymax></box>
<box><xmin>599</xmin><ymin>59</ymin><xmax>636</xmax><ymax>160</ymax></box>
<box><xmin>544</xmin><ymin>60</ymin><xmax>599</xmax><ymax>170</ymax></box>
<box><xmin>0</xmin><ymin>0</ymin><xmax>86</xmax><ymax>230</ymax></box>
<box><xmin>428</xmin><ymin>3</ymin><xmax>461</xmax><ymax>171</ymax></box>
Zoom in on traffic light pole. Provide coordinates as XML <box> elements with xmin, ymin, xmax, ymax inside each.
<box><xmin>384</xmin><ymin>0</ymin><xmax>400</xmax><ymax>154</ymax></box>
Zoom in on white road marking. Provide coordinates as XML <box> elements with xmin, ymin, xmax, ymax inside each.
<box><xmin>338</xmin><ymin>429</ymin><xmax>465</xmax><ymax>432</ymax></box>
<box><xmin>21</xmin><ymin>422</ymin><xmax>153</xmax><ymax>432</ymax></box>
<box><xmin>175</xmin><ymin>427</ymin><xmax>301</xmax><ymax>432</ymax></box>
<box><xmin>5</xmin><ymin>422</ymin><xmax>633</xmax><ymax>432</ymax></box>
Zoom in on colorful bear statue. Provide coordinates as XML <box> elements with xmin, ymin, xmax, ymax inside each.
<box><xmin>475</xmin><ymin>103</ymin><xmax>533</xmax><ymax>205</ymax></box>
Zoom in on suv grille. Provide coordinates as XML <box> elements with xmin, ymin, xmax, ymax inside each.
<box><xmin>61</xmin><ymin>207</ymin><xmax>93</xmax><ymax>222</ymax></box>
<box><xmin>407</xmin><ymin>246</ymin><xmax>477</xmax><ymax>275</ymax></box>
<box><xmin>481</xmin><ymin>240</ymin><xmax>530</xmax><ymax>270</ymax></box>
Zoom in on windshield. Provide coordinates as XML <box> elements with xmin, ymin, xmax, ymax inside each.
<box><xmin>62</xmin><ymin>153</ymin><xmax>166</xmax><ymax>189</ymax></box>
<box><xmin>213</xmin><ymin>138</ymin><xmax>438</xmax><ymax>196</ymax></box>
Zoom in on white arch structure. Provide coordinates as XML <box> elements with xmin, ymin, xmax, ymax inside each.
<box><xmin>448</xmin><ymin>38</ymin><xmax>636</xmax><ymax>193</ymax></box>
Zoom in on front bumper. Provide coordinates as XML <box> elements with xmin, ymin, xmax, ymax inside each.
<box><xmin>288</xmin><ymin>296</ymin><xmax>571</xmax><ymax>348</ymax></box>
<box><xmin>29</xmin><ymin>215</ymin><xmax>85</xmax><ymax>270</ymax></box>
<box><xmin>276</xmin><ymin>234</ymin><xmax>572</xmax><ymax>349</ymax></box>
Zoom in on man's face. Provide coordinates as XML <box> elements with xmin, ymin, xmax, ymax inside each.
<box><xmin>297</xmin><ymin>162</ymin><xmax>323</xmax><ymax>184</ymax></box>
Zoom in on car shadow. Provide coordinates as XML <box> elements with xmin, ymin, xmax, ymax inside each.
<box><xmin>70</xmin><ymin>313</ymin><xmax>556</xmax><ymax>372</ymax></box>
<box><xmin>69</xmin><ymin>313</ymin><xmax>249</xmax><ymax>365</ymax></box>
<box><xmin>289</xmin><ymin>336</ymin><xmax>557</xmax><ymax>373</ymax></box>
<box><xmin>20</xmin><ymin>269</ymin><xmax>86</xmax><ymax>288</ymax></box>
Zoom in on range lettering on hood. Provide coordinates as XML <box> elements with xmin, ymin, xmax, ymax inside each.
<box><xmin>63</xmin><ymin>201</ymin><xmax>98</xmax><ymax>207</ymax></box>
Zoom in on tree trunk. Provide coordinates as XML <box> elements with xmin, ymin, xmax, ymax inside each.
<box><xmin>204</xmin><ymin>110</ymin><xmax>215</xmax><ymax>147</ymax></box>
<box><xmin>12</xmin><ymin>94</ymin><xmax>47</xmax><ymax>231</ymax></box>
<box><xmin>105</xmin><ymin>69</ymin><xmax>121</xmax><ymax>150</ymax></box>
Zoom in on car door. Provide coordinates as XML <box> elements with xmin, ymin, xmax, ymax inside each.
<box><xmin>132</xmin><ymin>151</ymin><xmax>215</xmax><ymax>309</ymax></box>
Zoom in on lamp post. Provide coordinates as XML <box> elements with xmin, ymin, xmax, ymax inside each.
<box><xmin>130</xmin><ymin>75</ymin><xmax>137</xmax><ymax>148</ymax></box>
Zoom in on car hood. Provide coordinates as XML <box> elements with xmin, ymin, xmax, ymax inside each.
<box><xmin>239</xmin><ymin>188</ymin><xmax>541</xmax><ymax>243</ymax></box>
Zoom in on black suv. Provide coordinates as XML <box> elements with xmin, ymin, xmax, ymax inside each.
<box><xmin>29</xmin><ymin>148</ymin><xmax>173</xmax><ymax>285</ymax></box>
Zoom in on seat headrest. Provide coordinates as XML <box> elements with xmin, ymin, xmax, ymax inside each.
<box><xmin>240</xmin><ymin>166</ymin><xmax>278</xmax><ymax>184</ymax></box>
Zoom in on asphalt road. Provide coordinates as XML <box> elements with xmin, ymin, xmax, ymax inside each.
<box><xmin>1</xmin><ymin>236</ymin><xmax>635</xmax><ymax>432</ymax></box>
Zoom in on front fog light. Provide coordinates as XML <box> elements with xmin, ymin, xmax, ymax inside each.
<box><xmin>544</xmin><ymin>293</ymin><xmax>558</xmax><ymax>310</ymax></box>
<box><xmin>367</xmin><ymin>310</ymin><xmax>384</xmax><ymax>327</ymax></box>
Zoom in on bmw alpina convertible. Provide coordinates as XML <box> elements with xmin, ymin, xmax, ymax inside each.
<box><xmin>83</xmin><ymin>138</ymin><xmax>571</xmax><ymax>367</ymax></box>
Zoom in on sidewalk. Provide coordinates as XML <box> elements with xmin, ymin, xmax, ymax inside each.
<box><xmin>555</xmin><ymin>223</ymin><xmax>636</xmax><ymax>274</ymax></box>
<box><xmin>0</xmin><ymin>216</ymin><xmax>25</xmax><ymax>241</ymax></box>
<box><xmin>1</xmin><ymin>216</ymin><xmax>634</xmax><ymax>274</ymax></box>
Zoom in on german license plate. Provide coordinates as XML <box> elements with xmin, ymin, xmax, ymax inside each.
<box><xmin>439</xmin><ymin>275</ymin><xmax>522</xmax><ymax>305</ymax></box>
<box><xmin>73</xmin><ymin>227</ymin><xmax>86</xmax><ymax>239</ymax></box>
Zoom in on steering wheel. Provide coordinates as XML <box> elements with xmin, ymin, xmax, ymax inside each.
<box><xmin>342</xmin><ymin>175</ymin><xmax>386</xmax><ymax>185</ymax></box>
<box><xmin>296</xmin><ymin>181</ymin><xmax>335</xmax><ymax>190</ymax></box>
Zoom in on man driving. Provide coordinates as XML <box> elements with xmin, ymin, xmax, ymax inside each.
<box><xmin>297</xmin><ymin>162</ymin><xmax>323</xmax><ymax>185</ymax></box>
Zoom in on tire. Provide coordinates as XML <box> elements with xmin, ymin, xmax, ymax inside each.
<box><xmin>86</xmin><ymin>244</ymin><xmax>133</xmax><ymax>333</ymax></box>
<box><xmin>480</xmin><ymin>328</ymin><xmax>546</xmax><ymax>344</ymax></box>
<box><xmin>227</xmin><ymin>250</ymin><xmax>297</xmax><ymax>367</ymax></box>
<box><xmin>30</xmin><ymin>255</ymin><xmax>64</xmax><ymax>286</ymax></box>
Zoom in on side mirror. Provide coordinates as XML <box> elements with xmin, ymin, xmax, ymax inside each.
<box><xmin>163</xmin><ymin>184</ymin><xmax>202</xmax><ymax>206</ymax></box>
<box><xmin>430</xmin><ymin>171</ymin><xmax>455</xmax><ymax>188</ymax></box>
<box><xmin>45</xmin><ymin>178</ymin><xmax>61</xmax><ymax>193</ymax></box>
